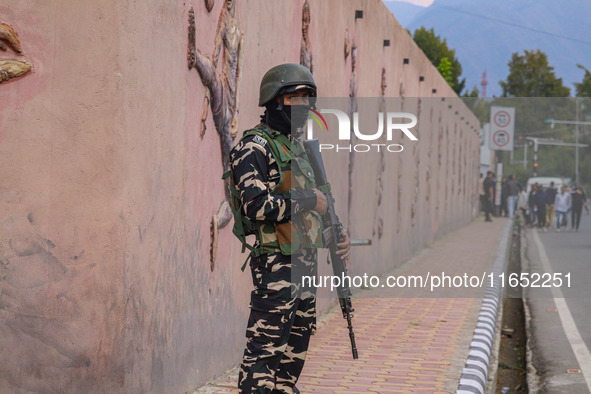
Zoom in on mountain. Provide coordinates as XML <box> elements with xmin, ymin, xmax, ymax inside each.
<box><xmin>386</xmin><ymin>0</ymin><xmax>591</xmax><ymax>97</ymax></box>
<box><xmin>383</xmin><ymin>1</ymin><xmax>426</xmax><ymax>29</ymax></box>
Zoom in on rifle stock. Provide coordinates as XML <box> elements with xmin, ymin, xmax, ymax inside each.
<box><xmin>303</xmin><ymin>138</ymin><xmax>359</xmax><ymax>360</ymax></box>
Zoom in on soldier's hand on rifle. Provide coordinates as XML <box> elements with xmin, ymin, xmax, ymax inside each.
<box><xmin>312</xmin><ymin>188</ymin><xmax>328</xmax><ymax>215</ymax></box>
<box><xmin>336</xmin><ymin>229</ymin><xmax>351</xmax><ymax>263</ymax></box>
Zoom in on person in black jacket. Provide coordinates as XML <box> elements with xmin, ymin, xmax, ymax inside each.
<box><xmin>528</xmin><ymin>184</ymin><xmax>538</xmax><ymax>227</ymax></box>
<box><xmin>571</xmin><ymin>183</ymin><xmax>587</xmax><ymax>231</ymax></box>
<box><xmin>545</xmin><ymin>181</ymin><xmax>557</xmax><ymax>229</ymax></box>
<box><xmin>534</xmin><ymin>186</ymin><xmax>548</xmax><ymax>230</ymax></box>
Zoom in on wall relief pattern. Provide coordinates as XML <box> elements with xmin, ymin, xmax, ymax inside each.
<box><xmin>187</xmin><ymin>1</ymin><xmax>243</xmax><ymax>174</ymax></box>
<box><xmin>373</xmin><ymin>68</ymin><xmax>387</xmax><ymax>239</ymax></box>
<box><xmin>347</xmin><ymin>43</ymin><xmax>358</xmax><ymax>231</ymax></box>
<box><xmin>300</xmin><ymin>1</ymin><xmax>313</xmax><ymax>74</ymax></box>
<box><xmin>188</xmin><ymin>1</ymin><xmax>244</xmax><ymax>269</ymax></box>
<box><xmin>0</xmin><ymin>22</ymin><xmax>31</xmax><ymax>83</ymax></box>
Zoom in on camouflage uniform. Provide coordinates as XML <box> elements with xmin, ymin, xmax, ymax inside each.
<box><xmin>231</xmin><ymin>122</ymin><xmax>321</xmax><ymax>393</ymax></box>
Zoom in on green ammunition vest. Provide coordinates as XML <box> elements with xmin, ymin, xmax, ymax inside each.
<box><xmin>223</xmin><ymin>124</ymin><xmax>325</xmax><ymax>270</ymax></box>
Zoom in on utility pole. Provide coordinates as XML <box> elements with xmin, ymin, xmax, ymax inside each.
<box><xmin>576</xmin><ymin>98</ymin><xmax>580</xmax><ymax>183</ymax></box>
<box><xmin>545</xmin><ymin>116</ymin><xmax>591</xmax><ymax>183</ymax></box>
<box><xmin>533</xmin><ymin>139</ymin><xmax>539</xmax><ymax>176</ymax></box>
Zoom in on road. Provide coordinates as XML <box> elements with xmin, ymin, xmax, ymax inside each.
<box><xmin>523</xmin><ymin>209</ymin><xmax>591</xmax><ymax>393</ymax></box>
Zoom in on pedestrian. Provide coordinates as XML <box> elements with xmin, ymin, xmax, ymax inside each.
<box><xmin>563</xmin><ymin>184</ymin><xmax>573</xmax><ymax>227</ymax></box>
<box><xmin>506</xmin><ymin>175</ymin><xmax>521</xmax><ymax>218</ymax></box>
<box><xmin>534</xmin><ymin>185</ymin><xmax>547</xmax><ymax>230</ymax></box>
<box><xmin>228</xmin><ymin>63</ymin><xmax>351</xmax><ymax>393</ymax></box>
<box><xmin>554</xmin><ymin>185</ymin><xmax>571</xmax><ymax>232</ymax></box>
<box><xmin>545</xmin><ymin>181</ymin><xmax>557</xmax><ymax>229</ymax></box>
<box><xmin>516</xmin><ymin>185</ymin><xmax>529</xmax><ymax>225</ymax></box>
<box><xmin>500</xmin><ymin>177</ymin><xmax>509</xmax><ymax>217</ymax></box>
<box><xmin>571</xmin><ymin>183</ymin><xmax>587</xmax><ymax>232</ymax></box>
<box><xmin>479</xmin><ymin>173</ymin><xmax>486</xmax><ymax>212</ymax></box>
<box><xmin>483</xmin><ymin>171</ymin><xmax>495</xmax><ymax>222</ymax></box>
<box><xmin>528</xmin><ymin>184</ymin><xmax>538</xmax><ymax>227</ymax></box>
<box><xmin>492</xmin><ymin>173</ymin><xmax>498</xmax><ymax>216</ymax></box>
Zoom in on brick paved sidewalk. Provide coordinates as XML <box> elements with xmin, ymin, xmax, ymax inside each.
<box><xmin>297</xmin><ymin>217</ymin><xmax>509</xmax><ymax>393</ymax></box>
<box><xmin>194</xmin><ymin>217</ymin><xmax>510</xmax><ymax>393</ymax></box>
<box><xmin>298</xmin><ymin>297</ymin><xmax>479</xmax><ymax>393</ymax></box>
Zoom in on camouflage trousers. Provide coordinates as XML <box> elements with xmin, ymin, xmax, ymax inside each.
<box><xmin>238</xmin><ymin>249</ymin><xmax>317</xmax><ymax>394</ymax></box>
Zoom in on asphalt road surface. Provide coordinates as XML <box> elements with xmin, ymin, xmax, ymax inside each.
<box><xmin>523</xmin><ymin>209</ymin><xmax>591</xmax><ymax>393</ymax></box>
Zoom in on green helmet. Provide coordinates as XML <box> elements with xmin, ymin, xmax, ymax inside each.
<box><xmin>258</xmin><ymin>63</ymin><xmax>316</xmax><ymax>107</ymax></box>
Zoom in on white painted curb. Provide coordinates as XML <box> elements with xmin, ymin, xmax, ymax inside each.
<box><xmin>457</xmin><ymin>220</ymin><xmax>512</xmax><ymax>394</ymax></box>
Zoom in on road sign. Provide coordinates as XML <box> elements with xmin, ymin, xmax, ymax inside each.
<box><xmin>490</xmin><ymin>106</ymin><xmax>515</xmax><ymax>151</ymax></box>
<box><xmin>493</xmin><ymin>110</ymin><xmax>511</xmax><ymax>128</ymax></box>
<box><xmin>492</xmin><ymin>130</ymin><xmax>510</xmax><ymax>147</ymax></box>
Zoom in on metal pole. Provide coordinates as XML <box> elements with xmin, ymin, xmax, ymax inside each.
<box><xmin>547</xmin><ymin>119</ymin><xmax>591</xmax><ymax>126</ymax></box>
<box><xmin>524</xmin><ymin>135</ymin><xmax>587</xmax><ymax>176</ymax></box>
<box><xmin>576</xmin><ymin>98</ymin><xmax>580</xmax><ymax>183</ymax></box>
<box><xmin>533</xmin><ymin>139</ymin><xmax>538</xmax><ymax>176</ymax></box>
<box><xmin>524</xmin><ymin>143</ymin><xmax>528</xmax><ymax>169</ymax></box>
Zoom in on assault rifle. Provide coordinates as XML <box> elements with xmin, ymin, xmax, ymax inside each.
<box><xmin>303</xmin><ymin>138</ymin><xmax>359</xmax><ymax>359</ymax></box>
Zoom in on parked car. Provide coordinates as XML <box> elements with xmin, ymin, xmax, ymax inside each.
<box><xmin>525</xmin><ymin>177</ymin><xmax>567</xmax><ymax>193</ymax></box>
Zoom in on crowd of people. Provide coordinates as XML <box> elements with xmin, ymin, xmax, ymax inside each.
<box><xmin>479</xmin><ymin>172</ymin><xmax>588</xmax><ymax>232</ymax></box>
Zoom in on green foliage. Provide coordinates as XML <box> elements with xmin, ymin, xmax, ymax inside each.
<box><xmin>488</xmin><ymin>97</ymin><xmax>591</xmax><ymax>189</ymax></box>
<box><xmin>437</xmin><ymin>57</ymin><xmax>454</xmax><ymax>87</ymax></box>
<box><xmin>463</xmin><ymin>85</ymin><xmax>480</xmax><ymax>98</ymax></box>
<box><xmin>575</xmin><ymin>97</ymin><xmax>591</xmax><ymax>192</ymax></box>
<box><xmin>412</xmin><ymin>26</ymin><xmax>465</xmax><ymax>95</ymax></box>
<box><xmin>499</xmin><ymin>50</ymin><xmax>570</xmax><ymax>97</ymax></box>
<box><xmin>462</xmin><ymin>96</ymin><xmax>489</xmax><ymax>124</ymax></box>
<box><xmin>461</xmin><ymin>95</ymin><xmax>591</xmax><ymax>189</ymax></box>
<box><xmin>575</xmin><ymin>64</ymin><xmax>591</xmax><ymax>97</ymax></box>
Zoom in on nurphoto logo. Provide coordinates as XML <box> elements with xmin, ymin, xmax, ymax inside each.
<box><xmin>305</xmin><ymin>109</ymin><xmax>419</xmax><ymax>153</ymax></box>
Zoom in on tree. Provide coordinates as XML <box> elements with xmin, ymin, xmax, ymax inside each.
<box><xmin>463</xmin><ymin>85</ymin><xmax>480</xmax><ymax>98</ymax></box>
<box><xmin>412</xmin><ymin>27</ymin><xmax>465</xmax><ymax>95</ymax></box>
<box><xmin>437</xmin><ymin>57</ymin><xmax>453</xmax><ymax>87</ymax></box>
<box><xmin>575</xmin><ymin>64</ymin><xmax>591</xmax><ymax>97</ymax></box>
<box><xmin>499</xmin><ymin>49</ymin><xmax>570</xmax><ymax>97</ymax></box>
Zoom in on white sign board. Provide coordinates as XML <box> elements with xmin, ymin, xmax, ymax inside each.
<box><xmin>489</xmin><ymin>106</ymin><xmax>515</xmax><ymax>151</ymax></box>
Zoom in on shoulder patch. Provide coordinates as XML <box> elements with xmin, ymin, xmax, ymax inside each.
<box><xmin>252</xmin><ymin>135</ymin><xmax>268</xmax><ymax>147</ymax></box>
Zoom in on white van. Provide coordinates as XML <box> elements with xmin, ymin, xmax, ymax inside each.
<box><xmin>526</xmin><ymin>177</ymin><xmax>567</xmax><ymax>194</ymax></box>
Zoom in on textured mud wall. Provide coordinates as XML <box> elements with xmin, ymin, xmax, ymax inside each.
<box><xmin>0</xmin><ymin>1</ymin><xmax>479</xmax><ymax>392</ymax></box>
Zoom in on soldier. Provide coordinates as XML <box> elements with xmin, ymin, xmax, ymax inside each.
<box><xmin>227</xmin><ymin>63</ymin><xmax>350</xmax><ymax>393</ymax></box>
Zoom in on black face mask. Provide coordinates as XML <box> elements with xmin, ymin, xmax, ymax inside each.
<box><xmin>290</xmin><ymin>105</ymin><xmax>311</xmax><ymax>130</ymax></box>
<box><xmin>261</xmin><ymin>99</ymin><xmax>310</xmax><ymax>133</ymax></box>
